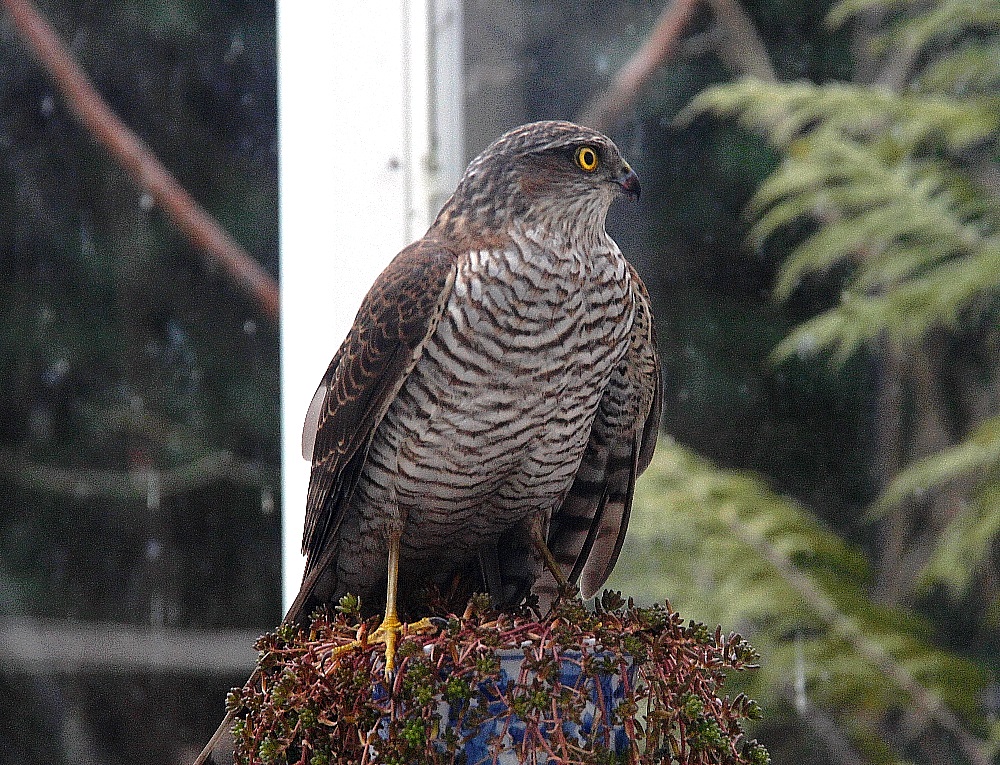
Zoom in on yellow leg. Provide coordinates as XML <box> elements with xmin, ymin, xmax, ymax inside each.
<box><xmin>530</xmin><ymin>518</ymin><xmax>574</xmax><ymax>594</ymax></box>
<box><xmin>372</xmin><ymin>533</ymin><xmax>403</xmax><ymax>680</ymax></box>
<box><xmin>325</xmin><ymin>536</ymin><xmax>434</xmax><ymax>682</ymax></box>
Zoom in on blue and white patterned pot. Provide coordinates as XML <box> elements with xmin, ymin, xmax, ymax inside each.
<box><xmin>442</xmin><ymin>648</ymin><xmax>634</xmax><ymax>764</ymax></box>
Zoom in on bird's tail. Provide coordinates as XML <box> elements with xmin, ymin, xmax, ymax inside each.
<box><xmin>192</xmin><ymin>707</ymin><xmax>238</xmax><ymax>765</ymax></box>
<box><xmin>193</xmin><ymin>596</ymin><xmax>311</xmax><ymax>765</ymax></box>
<box><xmin>193</xmin><ymin>578</ymin><xmax>314</xmax><ymax>765</ymax></box>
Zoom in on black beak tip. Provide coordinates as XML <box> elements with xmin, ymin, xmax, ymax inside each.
<box><xmin>618</xmin><ymin>168</ymin><xmax>641</xmax><ymax>201</ymax></box>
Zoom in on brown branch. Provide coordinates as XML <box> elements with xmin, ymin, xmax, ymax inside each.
<box><xmin>577</xmin><ymin>0</ymin><xmax>701</xmax><ymax>132</ymax></box>
<box><xmin>874</xmin><ymin>336</ymin><xmax>910</xmax><ymax>605</ymax></box>
<box><xmin>577</xmin><ymin>0</ymin><xmax>776</xmax><ymax>132</ymax></box>
<box><xmin>704</xmin><ymin>0</ymin><xmax>777</xmax><ymax>83</ymax></box>
<box><xmin>2</xmin><ymin>0</ymin><xmax>279</xmax><ymax>323</ymax></box>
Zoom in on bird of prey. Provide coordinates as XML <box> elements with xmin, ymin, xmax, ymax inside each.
<box><xmin>195</xmin><ymin>120</ymin><xmax>660</xmax><ymax>765</ymax></box>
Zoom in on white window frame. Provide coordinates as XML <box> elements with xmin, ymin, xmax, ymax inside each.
<box><xmin>277</xmin><ymin>0</ymin><xmax>464</xmax><ymax>611</ymax></box>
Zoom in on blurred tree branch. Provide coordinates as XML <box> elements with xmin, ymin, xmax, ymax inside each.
<box><xmin>578</xmin><ymin>0</ymin><xmax>701</xmax><ymax>131</ymax></box>
<box><xmin>790</xmin><ymin>693</ymin><xmax>867</xmax><ymax>765</ymax></box>
<box><xmin>578</xmin><ymin>0</ymin><xmax>776</xmax><ymax>132</ymax></box>
<box><xmin>1</xmin><ymin>0</ymin><xmax>280</xmax><ymax>323</ymax></box>
<box><xmin>704</xmin><ymin>0</ymin><xmax>777</xmax><ymax>82</ymax></box>
<box><xmin>0</xmin><ymin>447</ymin><xmax>277</xmax><ymax>501</ymax></box>
<box><xmin>725</xmin><ymin>506</ymin><xmax>992</xmax><ymax>765</ymax></box>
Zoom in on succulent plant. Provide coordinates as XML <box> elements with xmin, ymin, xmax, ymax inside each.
<box><xmin>229</xmin><ymin>592</ymin><xmax>768</xmax><ymax>765</ymax></box>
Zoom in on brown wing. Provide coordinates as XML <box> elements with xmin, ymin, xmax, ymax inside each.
<box><xmin>545</xmin><ymin>264</ymin><xmax>662</xmax><ymax>599</ymax></box>
<box><xmin>298</xmin><ymin>236</ymin><xmax>458</xmax><ymax>575</ymax></box>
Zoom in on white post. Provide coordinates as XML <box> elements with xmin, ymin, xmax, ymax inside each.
<box><xmin>277</xmin><ymin>1</ymin><xmax>458</xmax><ymax>613</ymax></box>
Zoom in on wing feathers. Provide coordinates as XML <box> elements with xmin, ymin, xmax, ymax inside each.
<box><xmin>299</xmin><ymin>238</ymin><xmax>458</xmax><ymax>566</ymax></box>
<box><xmin>548</xmin><ymin>266</ymin><xmax>663</xmax><ymax>600</ymax></box>
<box><xmin>301</xmin><ymin>345</ymin><xmax>345</xmax><ymax>461</ymax></box>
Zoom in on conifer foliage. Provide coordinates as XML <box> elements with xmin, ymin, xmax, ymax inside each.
<box><xmin>617</xmin><ymin>1</ymin><xmax>1000</xmax><ymax>763</ymax></box>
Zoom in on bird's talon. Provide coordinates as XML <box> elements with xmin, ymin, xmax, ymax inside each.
<box><xmin>364</xmin><ymin>615</ymin><xmax>440</xmax><ymax>681</ymax></box>
<box><xmin>324</xmin><ymin>638</ymin><xmax>364</xmax><ymax>665</ymax></box>
<box><xmin>405</xmin><ymin>617</ymin><xmax>437</xmax><ymax>635</ymax></box>
<box><xmin>369</xmin><ymin>613</ymin><xmax>403</xmax><ymax>680</ymax></box>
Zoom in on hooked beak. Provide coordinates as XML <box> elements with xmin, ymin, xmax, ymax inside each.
<box><xmin>615</xmin><ymin>164</ymin><xmax>641</xmax><ymax>201</ymax></box>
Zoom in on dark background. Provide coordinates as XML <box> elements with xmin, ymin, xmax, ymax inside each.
<box><xmin>1</xmin><ymin>2</ymin><xmax>280</xmax><ymax>762</ymax></box>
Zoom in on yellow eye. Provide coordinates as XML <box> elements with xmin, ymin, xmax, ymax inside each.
<box><xmin>575</xmin><ymin>145</ymin><xmax>599</xmax><ymax>173</ymax></box>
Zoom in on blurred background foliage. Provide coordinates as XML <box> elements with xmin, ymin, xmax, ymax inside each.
<box><xmin>2</xmin><ymin>0</ymin><xmax>999</xmax><ymax>763</ymax></box>
<box><xmin>0</xmin><ymin>1</ymin><xmax>279</xmax><ymax>762</ymax></box>
<box><xmin>594</xmin><ymin>0</ymin><xmax>1000</xmax><ymax>763</ymax></box>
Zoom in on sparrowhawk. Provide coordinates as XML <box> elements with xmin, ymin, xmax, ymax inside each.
<box><xmin>196</xmin><ymin>120</ymin><xmax>661</xmax><ymax>765</ymax></box>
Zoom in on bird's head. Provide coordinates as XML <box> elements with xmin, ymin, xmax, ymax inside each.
<box><xmin>435</xmin><ymin>120</ymin><xmax>640</xmax><ymax>245</ymax></box>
